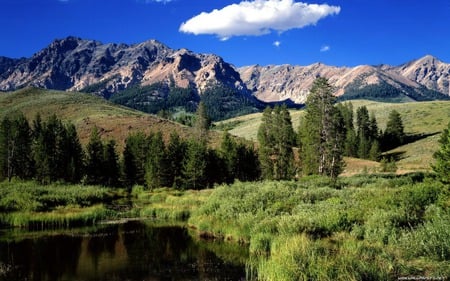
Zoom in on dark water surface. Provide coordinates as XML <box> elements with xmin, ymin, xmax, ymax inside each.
<box><xmin>0</xmin><ymin>222</ymin><xmax>248</xmax><ymax>281</ymax></box>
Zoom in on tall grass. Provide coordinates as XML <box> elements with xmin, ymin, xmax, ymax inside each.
<box><xmin>131</xmin><ymin>186</ymin><xmax>213</xmax><ymax>221</ymax></box>
<box><xmin>188</xmin><ymin>174</ymin><xmax>450</xmax><ymax>280</ymax></box>
<box><xmin>0</xmin><ymin>180</ymin><xmax>118</xmax><ymax>228</ymax></box>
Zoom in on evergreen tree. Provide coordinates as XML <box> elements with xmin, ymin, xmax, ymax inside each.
<box><xmin>257</xmin><ymin>105</ymin><xmax>295</xmax><ymax>180</ymax></box>
<box><xmin>103</xmin><ymin>140</ymin><xmax>120</xmax><ymax>187</ymax></box>
<box><xmin>63</xmin><ymin>124</ymin><xmax>84</xmax><ymax>183</ymax></box>
<box><xmin>166</xmin><ymin>131</ymin><xmax>187</xmax><ymax>189</ymax></box>
<box><xmin>32</xmin><ymin>114</ymin><xmax>75</xmax><ymax>184</ymax></box>
<box><xmin>257</xmin><ymin>107</ymin><xmax>276</xmax><ymax>179</ymax></box>
<box><xmin>299</xmin><ymin>77</ymin><xmax>345</xmax><ymax>181</ymax></box>
<box><xmin>0</xmin><ymin>114</ymin><xmax>33</xmax><ymax>181</ymax></box>
<box><xmin>194</xmin><ymin>101</ymin><xmax>211</xmax><ymax>142</ymax></box>
<box><xmin>234</xmin><ymin>142</ymin><xmax>261</xmax><ymax>182</ymax></box>
<box><xmin>122</xmin><ymin>132</ymin><xmax>148</xmax><ymax>187</ymax></box>
<box><xmin>145</xmin><ymin>132</ymin><xmax>168</xmax><ymax>189</ymax></box>
<box><xmin>382</xmin><ymin>110</ymin><xmax>405</xmax><ymax>150</ymax></box>
<box><xmin>220</xmin><ymin>131</ymin><xmax>238</xmax><ymax>183</ymax></box>
<box><xmin>356</xmin><ymin>106</ymin><xmax>371</xmax><ymax>159</ymax></box>
<box><xmin>182</xmin><ymin>139</ymin><xmax>208</xmax><ymax>190</ymax></box>
<box><xmin>432</xmin><ymin>122</ymin><xmax>450</xmax><ymax>183</ymax></box>
<box><xmin>337</xmin><ymin>103</ymin><xmax>358</xmax><ymax>157</ymax></box>
<box><xmin>85</xmin><ymin>127</ymin><xmax>105</xmax><ymax>185</ymax></box>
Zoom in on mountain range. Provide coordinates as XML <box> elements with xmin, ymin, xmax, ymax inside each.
<box><xmin>0</xmin><ymin>36</ymin><xmax>449</xmax><ymax>107</ymax></box>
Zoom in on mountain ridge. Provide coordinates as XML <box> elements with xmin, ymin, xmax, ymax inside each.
<box><xmin>0</xmin><ymin>36</ymin><xmax>449</xmax><ymax>104</ymax></box>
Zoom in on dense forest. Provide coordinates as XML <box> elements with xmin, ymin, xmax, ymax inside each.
<box><xmin>107</xmin><ymin>82</ymin><xmax>261</xmax><ymax>123</ymax></box>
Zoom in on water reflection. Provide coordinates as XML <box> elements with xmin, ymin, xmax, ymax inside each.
<box><xmin>0</xmin><ymin>222</ymin><xmax>247</xmax><ymax>281</ymax></box>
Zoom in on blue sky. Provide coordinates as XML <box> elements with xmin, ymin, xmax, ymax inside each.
<box><xmin>1</xmin><ymin>0</ymin><xmax>449</xmax><ymax>67</ymax></box>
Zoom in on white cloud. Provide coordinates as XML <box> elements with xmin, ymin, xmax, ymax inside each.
<box><xmin>179</xmin><ymin>0</ymin><xmax>340</xmax><ymax>39</ymax></box>
<box><xmin>320</xmin><ymin>45</ymin><xmax>330</xmax><ymax>52</ymax></box>
<box><xmin>273</xmin><ymin>40</ymin><xmax>281</xmax><ymax>47</ymax></box>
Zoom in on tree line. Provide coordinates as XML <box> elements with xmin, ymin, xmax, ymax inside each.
<box><xmin>0</xmin><ymin>105</ymin><xmax>260</xmax><ymax>189</ymax></box>
<box><xmin>258</xmin><ymin>77</ymin><xmax>407</xmax><ymax>183</ymax></box>
<box><xmin>2</xmin><ymin>78</ymin><xmax>448</xmax><ymax>188</ymax></box>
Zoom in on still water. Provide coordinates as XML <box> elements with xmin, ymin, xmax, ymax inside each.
<box><xmin>0</xmin><ymin>222</ymin><xmax>248</xmax><ymax>281</ymax></box>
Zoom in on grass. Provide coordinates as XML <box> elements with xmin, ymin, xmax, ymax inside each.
<box><xmin>130</xmin><ymin>186</ymin><xmax>213</xmax><ymax>221</ymax></box>
<box><xmin>0</xmin><ymin>180</ymin><xmax>119</xmax><ymax>229</ymax></box>
<box><xmin>187</xmin><ymin>175</ymin><xmax>450</xmax><ymax>281</ymax></box>
<box><xmin>217</xmin><ymin>99</ymin><xmax>450</xmax><ymax>172</ymax></box>
<box><xmin>0</xmin><ymin>88</ymin><xmax>219</xmax><ymax>150</ymax></box>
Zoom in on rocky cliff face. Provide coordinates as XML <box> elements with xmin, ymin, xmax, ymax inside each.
<box><xmin>239</xmin><ymin>56</ymin><xmax>450</xmax><ymax>103</ymax></box>
<box><xmin>389</xmin><ymin>55</ymin><xmax>450</xmax><ymax>97</ymax></box>
<box><xmin>0</xmin><ymin>36</ymin><xmax>248</xmax><ymax>98</ymax></box>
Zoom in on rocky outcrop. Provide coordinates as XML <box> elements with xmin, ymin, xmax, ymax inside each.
<box><xmin>0</xmin><ymin>36</ymin><xmax>448</xmax><ymax>103</ymax></box>
<box><xmin>0</xmin><ymin>36</ymin><xmax>248</xmax><ymax>98</ymax></box>
<box><xmin>239</xmin><ymin>56</ymin><xmax>450</xmax><ymax>103</ymax></box>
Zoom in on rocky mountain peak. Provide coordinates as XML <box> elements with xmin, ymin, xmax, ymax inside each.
<box><xmin>0</xmin><ymin>36</ymin><xmax>248</xmax><ymax>97</ymax></box>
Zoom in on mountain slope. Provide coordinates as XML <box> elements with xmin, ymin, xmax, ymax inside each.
<box><xmin>0</xmin><ymin>37</ymin><xmax>449</xmax><ymax>106</ymax></box>
<box><xmin>0</xmin><ymin>88</ymin><xmax>200</xmax><ymax>148</ymax></box>
<box><xmin>239</xmin><ymin>56</ymin><xmax>450</xmax><ymax>104</ymax></box>
<box><xmin>0</xmin><ymin>36</ymin><xmax>249</xmax><ymax>98</ymax></box>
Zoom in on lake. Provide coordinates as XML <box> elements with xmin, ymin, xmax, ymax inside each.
<box><xmin>0</xmin><ymin>221</ymin><xmax>249</xmax><ymax>281</ymax></box>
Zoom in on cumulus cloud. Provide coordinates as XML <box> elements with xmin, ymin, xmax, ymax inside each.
<box><xmin>273</xmin><ymin>40</ymin><xmax>281</xmax><ymax>47</ymax></box>
<box><xmin>320</xmin><ymin>45</ymin><xmax>330</xmax><ymax>52</ymax></box>
<box><xmin>179</xmin><ymin>0</ymin><xmax>340</xmax><ymax>39</ymax></box>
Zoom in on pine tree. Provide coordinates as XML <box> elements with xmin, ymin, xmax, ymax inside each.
<box><xmin>432</xmin><ymin>122</ymin><xmax>450</xmax><ymax>183</ymax></box>
<box><xmin>257</xmin><ymin>105</ymin><xmax>295</xmax><ymax>180</ymax></box>
<box><xmin>382</xmin><ymin>110</ymin><xmax>405</xmax><ymax>150</ymax></box>
<box><xmin>220</xmin><ymin>131</ymin><xmax>238</xmax><ymax>183</ymax></box>
<box><xmin>85</xmin><ymin>127</ymin><xmax>105</xmax><ymax>185</ymax></box>
<box><xmin>299</xmin><ymin>77</ymin><xmax>345</xmax><ymax>181</ymax></box>
<box><xmin>122</xmin><ymin>132</ymin><xmax>148</xmax><ymax>187</ymax></box>
<box><xmin>182</xmin><ymin>139</ymin><xmax>208</xmax><ymax>190</ymax></box>
<box><xmin>337</xmin><ymin>103</ymin><xmax>358</xmax><ymax>157</ymax></box>
<box><xmin>257</xmin><ymin>107</ymin><xmax>276</xmax><ymax>179</ymax></box>
<box><xmin>103</xmin><ymin>140</ymin><xmax>120</xmax><ymax>187</ymax></box>
<box><xmin>194</xmin><ymin>101</ymin><xmax>211</xmax><ymax>142</ymax></box>
<box><xmin>356</xmin><ymin>106</ymin><xmax>371</xmax><ymax>159</ymax></box>
<box><xmin>145</xmin><ymin>132</ymin><xmax>168</xmax><ymax>189</ymax></box>
<box><xmin>166</xmin><ymin>131</ymin><xmax>187</xmax><ymax>189</ymax></box>
<box><xmin>33</xmin><ymin>114</ymin><xmax>71</xmax><ymax>184</ymax></box>
<box><xmin>63</xmin><ymin>124</ymin><xmax>84</xmax><ymax>183</ymax></box>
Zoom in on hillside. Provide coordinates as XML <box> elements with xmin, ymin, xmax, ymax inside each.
<box><xmin>0</xmin><ymin>88</ymin><xmax>201</xmax><ymax>148</ymax></box>
<box><xmin>217</xmin><ymin>100</ymin><xmax>450</xmax><ymax>173</ymax></box>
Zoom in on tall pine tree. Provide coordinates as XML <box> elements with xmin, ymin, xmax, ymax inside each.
<box><xmin>299</xmin><ymin>77</ymin><xmax>345</xmax><ymax>181</ymax></box>
<box><xmin>257</xmin><ymin>105</ymin><xmax>295</xmax><ymax>180</ymax></box>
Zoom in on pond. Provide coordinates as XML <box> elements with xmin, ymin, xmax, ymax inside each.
<box><xmin>0</xmin><ymin>221</ymin><xmax>249</xmax><ymax>281</ymax></box>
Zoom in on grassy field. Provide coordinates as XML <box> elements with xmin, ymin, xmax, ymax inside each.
<box><xmin>0</xmin><ymin>180</ymin><xmax>119</xmax><ymax>228</ymax></box>
<box><xmin>188</xmin><ymin>175</ymin><xmax>450</xmax><ymax>281</ymax></box>
<box><xmin>0</xmin><ymin>88</ymin><xmax>205</xmax><ymax>149</ymax></box>
<box><xmin>216</xmin><ymin>100</ymin><xmax>450</xmax><ymax>173</ymax></box>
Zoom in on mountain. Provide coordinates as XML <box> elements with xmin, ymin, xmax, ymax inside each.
<box><xmin>239</xmin><ymin>56</ymin><xmax>450</xmax><ymax>103</ymax></box>
<box><xmin>0</xmin><ymin>36</ymin><xmax>247</xmax><ymax>97</ymax></box>
<box><xmin>0</xmin><ymin>36</ymin><xmax>449</xmax><ymax>108</ymax></box>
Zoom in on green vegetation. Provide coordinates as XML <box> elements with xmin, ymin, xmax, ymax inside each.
<box><xmin>433</xmin><ymin>122</ymin><xmax>450</xmax><ymax>183</ymax></box>
<box><xmin>1</xmin><ymin>80</ymin><xmax>450</xmax><ymax>280</ymax></box>
<box><xmin>109</xmin><ymin>82</ymin><xmax>259</xmax><ymax>121</ymax></box>
<box><xmin>0</xmin><ymin>181</ymin><xmax>116</xmax><ymax>229</ymax></box>
<box><xmin>299</xmin><ymin>78</ymin><xmax>345</xmax><ymax>181</ymax></box>
<box><xmin>258</xmin><ymin>105</ymin><xmax>296</xmax><ymax>180</ymax></box>
<box><xmin>188</xmin><ymin>175</ymin><xmax>450</xmax><ymax>280</ymax></box>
